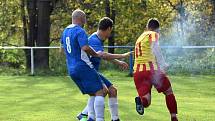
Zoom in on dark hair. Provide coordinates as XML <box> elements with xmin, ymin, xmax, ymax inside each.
<box><xmin>98</xmin><ymin>17</ymin><xmax>113</xmax><ymax>30</ymax></box>
<box><xmin>147</xmin><ymin>18</ymin><xmax>160</xmax><ymax>30</ymax></box>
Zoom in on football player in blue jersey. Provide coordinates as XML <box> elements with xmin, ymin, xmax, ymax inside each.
<box><xmin>61</xmin><ymin>9</ymin><xmax>109</xmax><ymax>121</ymax></box>
<box><xmin>77</xmin><ymin>17</ymin><xmax>132</xmax><ymax>121</ymax></box>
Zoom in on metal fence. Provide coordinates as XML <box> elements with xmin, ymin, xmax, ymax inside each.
<box><xmin>0</xmin><ymin>46</ymin><xmax>215</xmax><ymax>75</ymax></box>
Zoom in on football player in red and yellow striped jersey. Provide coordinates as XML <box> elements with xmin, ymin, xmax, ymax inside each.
<box><xmin>133</xmin><ymin>18</ymin><xmax>178</xmax><ymax>121</ymax></box>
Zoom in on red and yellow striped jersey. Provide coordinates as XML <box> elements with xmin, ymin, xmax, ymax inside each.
<box><xmin>133</xmin><ymin>31</ymin><xmax>159</xmax><ymax>72</ymax></box>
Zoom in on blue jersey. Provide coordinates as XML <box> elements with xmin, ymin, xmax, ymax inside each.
<box><xmin>88</xmin><ymin>32</ymin><xmax>104</xmax><ymax>71</ymax></box>
<box><xmin>61</xmin><ymin>24</ymin><xmax>93</xmax><ymax>74</ymax></box>
<box><xmin>88</xmin><ymin>33</ymin><xmax>113</xmax><ymax>88</ymax></box>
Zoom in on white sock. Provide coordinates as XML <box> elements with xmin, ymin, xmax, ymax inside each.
<box><xmin>81</xmin><ymin>105</ymin><xmax>88</xmax><ymax>115</ymax></box>
<box><xmin>94</xmin><ymin>96</ymin><xmax>105</xmax><ymax>121</ymax></box>
<box><xmin>87</xmin><ymin>96</ymin><xmax>95</xmax><ymax>120</ymax></box>
<box><xmin>109</xmin><ymin>97</ymin><xmax>119</xmax><ymax>120</ymax></box>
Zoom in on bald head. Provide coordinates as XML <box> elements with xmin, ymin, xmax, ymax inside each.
<box><xmin>72</xmin><ymin>9</ymin><xmax>86</xmax><ymax>26</ymax></box>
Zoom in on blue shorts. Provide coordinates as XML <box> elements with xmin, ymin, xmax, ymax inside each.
<box><xmin>70</xmin><ymin>65</ymin><xmax>103</xmax><ymax>94</ymax></box>
<box><xmin>98</xmin><ymin>73</ymin><xmax>113</xmax><ymax>88</ymax></box>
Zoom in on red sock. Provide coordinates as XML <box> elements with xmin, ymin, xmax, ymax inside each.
<box><xmin>171</xmin><ymin>117</ymin><xmax>178</xmax><ymax>121</ymax></box>
<box><xmin>166</xmin><ymin>94</ymin><xmax>178</xmax><ymax>114</ymax></box>
<box><xmin>140</xmin><ymin>96</ymin><xmax>150</xmax><ymax>107</ymax></box>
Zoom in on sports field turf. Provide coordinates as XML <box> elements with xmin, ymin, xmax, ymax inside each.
<box><xmin>0</xmin><ymin>71</ymin><xmax>214</xmax><ymax>121</ymax></box>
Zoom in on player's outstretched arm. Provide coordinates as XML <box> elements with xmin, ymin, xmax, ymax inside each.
<box><xmin>81</xmin><ymin>45</ymin><xmax>103</xmax><ymax>57</ymax></box>
<box><xmin>102</xmin><ymin>51</ymin><xmax>133</xmax><ymax>60</ymax></box>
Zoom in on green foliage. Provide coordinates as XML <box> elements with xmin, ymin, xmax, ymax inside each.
<box><xmin>0</xmin><ymin>49</ymin><xmax>26</xmax><ymax>75</ymax></box>
<box><xmin>49</xmin><ymin>45</ymin><xmax>68</xmax><ymax>75</ymax></box>
<box><xmin>0</xmin><ymin>49</ymin><xmax>25</xmax><ymax>67</ymax></box>
<box><xmin>0</xmin><ymin>0</ymin><xmax>23</xmax><ymax>46</ymax></box>
<box><xmin>1</xmin><ymin>0</ymin><xmax>214</xmax><ymax>45</ymax></box>
<box><xmin>163</xmin><ymin>48</ymin><xmax>215</xmax><ymax>75</ymax></box>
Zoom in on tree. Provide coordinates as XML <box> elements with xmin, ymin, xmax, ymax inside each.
<box><xmin>209</xmin><ymin>0</ymin><xmax>215</xmax><ymax>28</ymax></box>
<box><xmin>26</xmin><ymin>0</ymin><xmax>58</xmax><ymax>70</ymax></box>
<box><xmin>21</xmin><ymin>0</ymin><xmax>29</xmax><ymax>69</ymax></box>
<box><xmin>105</xmin><ymin>0</ymin><xmax>115</xmax><ymax>53</ymax></box>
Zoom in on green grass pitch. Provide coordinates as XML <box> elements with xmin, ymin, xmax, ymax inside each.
<box><xmin>0</xmin><ymin>71</ymin><xmax>214</xmax><ymax>121</ymax></box>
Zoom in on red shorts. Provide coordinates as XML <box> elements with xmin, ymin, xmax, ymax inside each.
<box><xmin>133</xmin><ymin>68</ymin><xmax>171</xmax><ymax>96</ymax></box>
